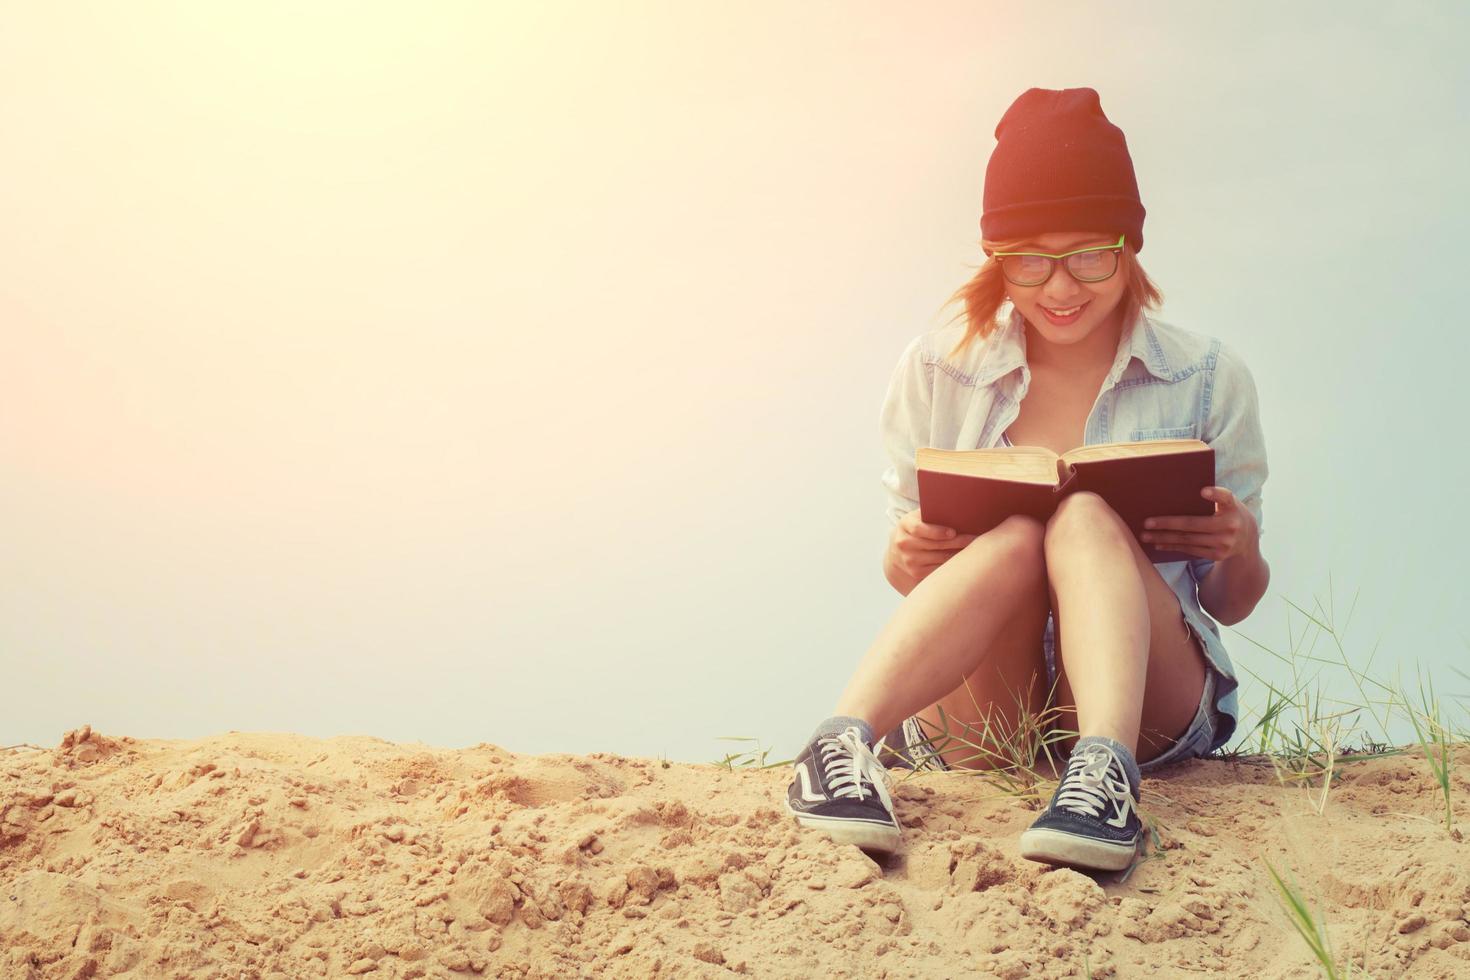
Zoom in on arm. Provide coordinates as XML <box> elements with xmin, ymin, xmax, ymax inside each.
<box><xmin>878</xmin><ymin>336</ymin><xmax>932</xmax><ymax>594</ymax></box>
<box><xmin>1189</xmin><ymin>341</ymin><xmax>1271</xmax><ymax>624</ymax></box>
<box><xmin>1196</xmin><ymin>517</ymin><xmax>1270</xmax><ymax>626</ymax></box>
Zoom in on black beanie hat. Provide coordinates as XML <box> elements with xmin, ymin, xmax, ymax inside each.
<box><xmin>981</xmin><ymin>87</ymin><xmax>1146</xmax><ymax>254</ymax></box>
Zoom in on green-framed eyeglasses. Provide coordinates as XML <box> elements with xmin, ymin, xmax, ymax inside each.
<box><xmin>991</xmin><ymin>234</ymin><xmax>1126</xmax><ymax>287</ymax></box>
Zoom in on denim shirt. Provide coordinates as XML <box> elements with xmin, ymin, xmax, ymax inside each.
<box><xmin>878</xmin><ymin>300</ymin><xmax>1269</xmax><ymax>751</ymax></box>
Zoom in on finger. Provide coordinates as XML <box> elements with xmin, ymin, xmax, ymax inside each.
<box><xmin>1201</xmin><ymin>486</ymin><xmax>1235</xmax><ymax>506</ymax></box>
<box><xmin>1144</xmin><ymin>516</ymin><xmax>1221</xmax><ymax>533</ymax></box>
<box><xmin>1142</xmin><ymin>533</ymin><xmax>1219</xmax><ymax>557</ymax></box>
<box><xmin>1152</xmin><ymin>543</ymin><xmax>1215</xmax><ymax>560</ymax></box>
<box><xmin>913</xmin><ymin>548</ymin><xmax>955</xmax><ymax>571</ymax></box>
<box><xmin>915</xmin><ymin>533</ymin><xmax>972</xmax><ymax>551</ymax></box>
<box><xmin>1141</xmin><ymin>531</ymin><xmax>1225</xmax><ymax>550</ymax></box>
<box><xmin>913</xmin><ymin>522</ymin><xmax>960</xmax><ymax>541</ymax></box>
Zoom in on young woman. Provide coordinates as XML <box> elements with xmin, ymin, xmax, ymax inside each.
<box><xmin>784</xmin><ymin>87</ymin><xmax>1270</xmax><ymax>873</ymax></box>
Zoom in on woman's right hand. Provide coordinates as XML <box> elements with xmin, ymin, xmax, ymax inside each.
<box><xmin>889</xmin><ymin>509</ymin><xmax>978</xmax><ymax>585</ymax></box>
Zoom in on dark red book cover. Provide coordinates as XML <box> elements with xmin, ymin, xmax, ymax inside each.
<box><xmin>1067</xmin><ymin>448</ymin><xmax>1215</xmax><ymax>564</ymax></box>
<box><xmin>916</xmin><ymin>446</ymin><xmax>1215</xmax><ymax>565</ymax></box>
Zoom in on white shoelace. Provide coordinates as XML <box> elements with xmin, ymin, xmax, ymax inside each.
<box><xmin>1056</xmin><ymin>743</ymin><xmax>1135</xmax><ymax>824</ymax></box>
<box><xmin>817</xmin><ymin>727</ymin><xmax>895</xmax><ymax>816</ymax></box>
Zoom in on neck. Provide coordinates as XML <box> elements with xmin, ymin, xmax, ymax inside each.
<box><xmin>1022</xmin><ymin>303</ymin><xmax>1128</xmax><ymax>379</ymax></box>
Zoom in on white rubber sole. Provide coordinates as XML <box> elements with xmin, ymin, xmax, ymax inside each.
<box><xmin>784</xmin><ymin>801</ymin><xmax>901</xmax><ymax>856</ymax></box>
<box><xmin>1018</xmin><ymin>827</ymin><xmax>1140</xmax><ymax>872</ymax></box>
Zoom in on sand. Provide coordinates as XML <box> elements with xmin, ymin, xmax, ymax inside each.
<box><xmin>2</xmin><ymin>725</ymin><xmax>1469</xmax><ymax>978</ymax></box>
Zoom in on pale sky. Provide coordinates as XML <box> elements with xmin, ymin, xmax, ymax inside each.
<box><xmin>2</xmin><ymin>2</ymin><xmax>1466</xmax><ymax>762</ymax></box>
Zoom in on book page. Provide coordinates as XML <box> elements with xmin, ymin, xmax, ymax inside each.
<box><xmin>915</xmin><ymin>446</ymin><xmax>1058</xmax><ymax>486</ymax></box>
<box><xmin>1059</xmin><ymin>438</ymin><xmax>1208</xmax><ymax>466</ymax></box>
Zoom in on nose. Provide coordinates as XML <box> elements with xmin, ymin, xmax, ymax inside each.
<box><xmin>1040</xmin><ymin>263</ymin><xmax>1085</xmax><ymax>302</ymax></box>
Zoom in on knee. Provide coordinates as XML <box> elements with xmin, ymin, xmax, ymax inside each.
<box><xmin>998</xmin><ymin>513</ymin><xmax>1046</xmax><ymax>542</ymax></box>
<box><xmin>1044</xmin><ymin>492</ymin><xmax>1124</xmax><ymax>553</ymax></box>
<box><xmin>980</xmin><ymin>514</ymin><xmax>1046</xmax><ymax>575</ymax></box>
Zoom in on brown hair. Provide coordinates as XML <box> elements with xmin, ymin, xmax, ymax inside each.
<box><xmin>938</xmin><ymin>236</ymin><xmax>1164</xmax><ymax>362</ymax></box>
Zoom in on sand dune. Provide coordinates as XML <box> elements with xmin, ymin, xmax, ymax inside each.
<box><xmin>3</xmin><ymin>726</ymin><xmax>1469</xmax><ymax>978</ymax></box>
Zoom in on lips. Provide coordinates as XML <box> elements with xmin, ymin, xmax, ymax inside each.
<box><xmin>1041</xmin><ymin>302</ymin><xmax>1087</xmax><ymax>316</ymax></box>
<box><xmin>1038</xmin><ymin>300</ymin><xmax>1090</xmax><ymax>325</ymax></box>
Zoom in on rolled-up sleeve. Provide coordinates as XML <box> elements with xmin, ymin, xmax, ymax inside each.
<box><xmin>879</xmin><ymin>336</ymin><xmax>933</xmax><ymax>529</ymax></box>
<box><xmin>1189</xmin><ymin>340</ymin><xmax>1269</xmax><ymax>585</ymax></box>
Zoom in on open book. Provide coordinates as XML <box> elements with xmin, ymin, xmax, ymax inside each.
<box><xmin>915</xmin><ymin>439</ymin><xmax>1215</xmax><ymax>565</ymax></box>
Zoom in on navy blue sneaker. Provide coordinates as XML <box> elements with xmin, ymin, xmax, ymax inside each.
<box><xmin>1018</xmin><ymin>741</ymin><xmax>1143</xmax><ymax>872</ymax></box>
<box><xmin>784</xmin><ymin>726</ymin><xmax>901</xmax><ymax>856</ymax></box>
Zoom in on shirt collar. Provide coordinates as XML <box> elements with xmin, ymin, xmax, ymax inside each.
<box><xmin>974</xmin><ymin>300</ymin><xmax>1174</xmax><ymax>388</ymax></box>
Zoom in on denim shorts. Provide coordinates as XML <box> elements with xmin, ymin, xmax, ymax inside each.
<box><xmin>1135</xmin><ymin>660</ymin><xmax>1220</xmax><ymax>773</ymax></box>
<box><xmin>884</xmin><ymin>608</ymin><xmax>1224</xmax><ymax>774</ymax></box>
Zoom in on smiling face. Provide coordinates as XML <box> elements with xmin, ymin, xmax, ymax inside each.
<box><xmin>999</xmin><ymin>230</ymin><xmax>1129</xmax><ymax>351</ymax></box>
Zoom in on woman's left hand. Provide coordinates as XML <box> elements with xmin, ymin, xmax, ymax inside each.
<box><xmin>1140</xmin><ymin>486</ymin><xmax>1258</xmax><ymax>562</ymax></box>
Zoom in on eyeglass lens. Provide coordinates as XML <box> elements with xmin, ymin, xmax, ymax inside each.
<box><xmin>1001</xmin><ymin>248</ymin><xmax>1117</xmax><ymax>286</ymax></box>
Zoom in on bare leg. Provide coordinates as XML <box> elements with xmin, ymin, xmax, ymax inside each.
<box><xmin>1043</xmin><ymin>492</ymin><xmax>1208</xmax><ymax>761</ymax></box>
<box><xmin>833</xmin><ymin>515</ymin><xmax>1050</xmax><ymax>744</ymax></box>
<box><xmin>911</xmin><ymin>578</ymin><xmax>1054</xmax><ymax>772</ymax></box>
